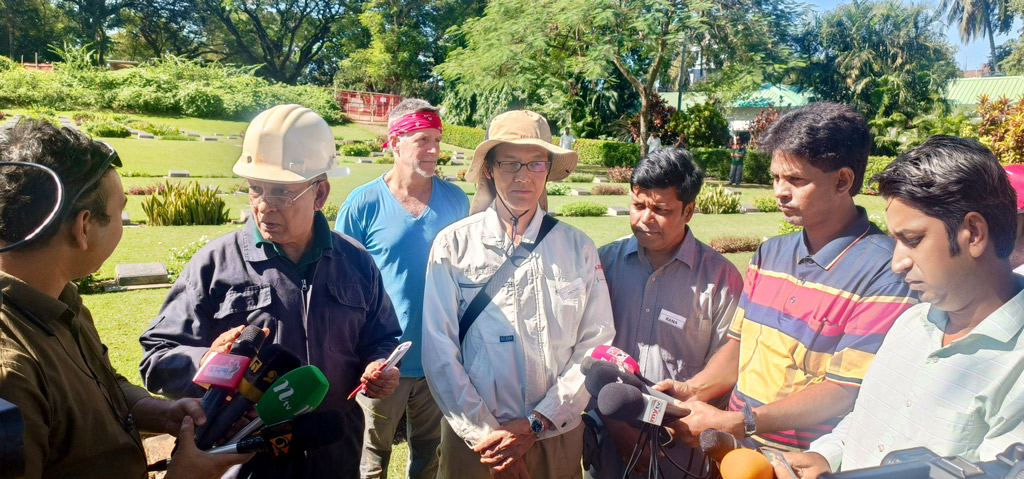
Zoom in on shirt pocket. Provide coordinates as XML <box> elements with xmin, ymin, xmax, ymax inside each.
<box><xmin>325</xmin><ymin>281</ymin><xmax>369</xmax><ymax>353</ymax></box>
<box><xmin>466</xmin><ymin>330</ymin><xmax>520</xmax><ymax>411</ymax></box>
<box><xmin>213</xmin><ymin>284</ymin><xmax>272</xmax><ymax>319</ymax></box>
<box><xmin>547</xmin><ymin>276</ymin><xmax>585</xmax><ymax>347</ymax></box>
<box><xmin>910</xmin><ymin>403</ymin><xmax>981</xmax><ymax>456</ymax></box>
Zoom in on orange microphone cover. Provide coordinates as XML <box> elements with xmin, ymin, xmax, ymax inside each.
<box><xmin>720</xmin><ymin>448</ymin><xmax>773</xmax><ymax>479</ymax></box>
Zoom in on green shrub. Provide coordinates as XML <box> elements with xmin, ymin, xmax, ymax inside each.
<box><xmin>696</xmin><ymin>184</ymin><xmax>740</xmax><ymax>214</ymax></box>
<box><xmin>438</xmin><ymin>151</ymin><xmax>452</xmax><ymax>166</ymax></box>
<box><xmin>340</xmin><ymin>143</ymin><xmax>374</xmax><ymax>157</ymax></box>
<box><xmin>84</xmin><ymin>120</ymin><xmax>131</xmax><ymax>138</ymax></box>
<box><xmin>709</xmin><ymin>236</ymin><xmax>762</xmax><ymax>254</ymax></box>
<box><xmin>167</xmin><ymin>235</ymin><xmax>212</xmax><ymax>278</ymax></box>
<box><xmin>606</xmin><ymin>166</ymin><xmax>634</xmax><ymax>183</ymax></box>
<box><xmin>373</xmin><ymin>157</ymin><xmax>394</xmax><ymax>164</ymax></box>
<box><xmin>576</xmin><ymin>139</ymin><xmax>642</xmax><ymax>167</ymax></box>
<box><xmin>321</xmin><ymin>202</ymin><xmax>339</xmax><ymax>222</ymax></box>
<box><xmin>752</xmin><ymin>194</ymin><xmax>779</xmax><ymax>212</ymax></box>
<box><xmin>178</xmin><ymin>86</ymin><xmax>225</xmax><ymax>118</ymax></box>
<box><xmin>743</xmin><ymin>150</ymin><xmax>772</xmax><ymax>185</ymax></box>
<box><xmin>665</xmin><ymin>103</ymin><xmax>731</xmax><ymax>148</ymax></box>
<box><xmin>559</xmin><ymin>201</ymin><xmax>607</xmax><ymax>217</ymax></box>
<box><xmin>591</xmin><ymin>185</ymin><xmax>626</xmax><ymax>195</ymax></box>
<box><xmin>546</xmin><ymin>182</ymin><xmax>572</xmax><ymax>196</ymax></box>
<box><xmin>442</xmin><ymin>123</ymin><xmax>486</xmax><ymax>149</ymax></box>
<box><xmin>778</xmin><ymin>219</ymin><xmax>801</xmax><ymax>235</ymax></box>
<box><xmin>691</xmin><ymin>148</ymin><xmax>731</xmax><ymax>180</ymax></box>
<box><xmin>141</xmin><ymin>181</ymin><xmax>230</xmax><ymax>226</ymax></box>
<box><xmin>457</xmin><ymin>168</ymin><xmax>468</xmax><ymax>181</ymax></box>
<box><xmin>567</xmin><ymin>173</ymin><xmax>595</xmax><ymax>183</ymax></box>
<box><xmin>126</xmin><ymin>120</ymin><xmax>177</xmax><ymax>136</ymax></box>
<box><xmin>0</xmin><ymin>56</ymin><xmax>18</xmax><ymax>72</ymax></box>
<box><xmin>862</xmin><ymin>156</ymin><xmax>893</xmax><ymax>196</ymax></box>
<box><xmin>112</xmin><ymin>85</ymin><xmax>178</xmax><ymax>114</ymax></box>
<box><xmin>160</xmin><ymin>133</ymin><xmax>197</xmax><ymax>141</ymax></box>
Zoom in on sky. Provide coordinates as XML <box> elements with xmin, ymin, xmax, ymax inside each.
<box><xmin>805</xmin><ymin>0</ymin><xmax>1020</xmax><ymax>71</ymax></box>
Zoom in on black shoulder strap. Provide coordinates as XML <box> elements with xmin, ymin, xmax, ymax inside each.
<box><xmin>458</xmin><ymin>214</ymin><xmax>558</xmax><ymax>345</ymax></box>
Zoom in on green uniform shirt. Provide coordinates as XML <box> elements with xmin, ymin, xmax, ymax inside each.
<box><xmin>252</xmin><ymin>211</ymin><xmax>335</xmax><ymax>279</ymax></box>
<box><xmin>0</xmin><ymin>272</ymin><xmax>151</xmax><ymax>479</ymax></box>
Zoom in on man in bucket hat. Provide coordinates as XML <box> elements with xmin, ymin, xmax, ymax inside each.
<box><xmin>140</xmin><ymin>104</ymin><xmax>403</xmax><ymax>479</ymax></box>
<box><xmin>422</xmin><ymin>110</ymin><xmax>615</xmax><ymax>478</ymax></box>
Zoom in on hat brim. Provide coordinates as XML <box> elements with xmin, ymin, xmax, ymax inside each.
<box><xmin>466</xmin><ymin>138</ymin><xmax>578</xmax><ymax>184</ymax></box>
<box><xmin>470</xmin><ymin>179</ymin><xmax>549</xmax><ymax>216</ymax></box>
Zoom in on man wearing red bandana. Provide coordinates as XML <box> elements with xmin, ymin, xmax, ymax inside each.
<box><xmin>335</xmin><ymin>99</ymin><xmax>469</xmax><ymax>479</ymax></box>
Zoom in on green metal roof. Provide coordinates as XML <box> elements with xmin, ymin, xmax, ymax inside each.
<box><xmin>658</xmin><ymin>84</ymin><xmax>813</xmax><ymax>110</ymax></box>
<box><xmin>944</xmin><ymin>76</ymin><xmax>1024</xmax><ymax>106</ymax></box>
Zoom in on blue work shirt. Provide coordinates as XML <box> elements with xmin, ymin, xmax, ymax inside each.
<box><xmin>335</xmin><ymin>174</ymin><xmax>469</xmax><ymax>377</ymax></box>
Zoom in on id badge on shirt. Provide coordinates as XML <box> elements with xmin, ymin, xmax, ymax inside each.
<box><xmin>557</xmin><ymin>278</ymin><xmax>585</xmax><ymax>301</ymax></box>
<box><xmin>657</xmin><ymin>309</ymin><xmax>687</xmax><ymax>330</ymax></box>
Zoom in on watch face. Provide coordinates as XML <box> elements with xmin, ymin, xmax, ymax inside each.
<box><xmin>530</xmin><ymin>418</ymin><xmax>543</xmax><ymax>435</ymax></box>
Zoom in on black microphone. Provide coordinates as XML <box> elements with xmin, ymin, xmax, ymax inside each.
<box><xmin>700</xmin><ymin>428</ymin><xmax>741</xmax><ymax>463</ymax></box>
<box><xmin>196</xmin><ymin>344</ymin><xmax>301</xmax><ymax>449</ymax></box>
<box><xmin>583</xmin><ymin>358</ymin><xmax>677</xmax><ymax>404</ymax></box>
<box><xmin>597</xmin><ymin>383</ymin><xmax>689</xmax><ymax>427</ymax></box>
<box><xmin>194</xmin><ymin>324</ymin><xmax>266</xmax><ymax>440</ymax></box>
<box><xmin>207</xmin><ymin>410</ymin><xmax>345</xmax><ymax>458</ymax></box>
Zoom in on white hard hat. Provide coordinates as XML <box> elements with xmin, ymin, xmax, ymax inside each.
<box><xmin>233</xmin><ymin>104</ymin><xmax>347</xmax><ymax>184</ymax></box>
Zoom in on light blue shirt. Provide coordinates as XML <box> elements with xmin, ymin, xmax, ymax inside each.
<box><xmin>335</xmin><ymin>175</ymin><xmax>468</xmax><ymax>377</ymax></box>
<box><xmin>810</xmin><ymin>274</ymin><xmax>1024</xmax><ymax>471</ymax></box>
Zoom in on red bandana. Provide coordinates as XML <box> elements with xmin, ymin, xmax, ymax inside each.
<box><xmin>383</xmin><ymin>112</ymin><xmax>443</xmax><ymax>148</ymax></box>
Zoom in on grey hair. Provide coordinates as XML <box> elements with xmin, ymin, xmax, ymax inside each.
<box><xmin>388</xmin><ymin>99</ymin><xmax>439</xmax><ymax>125</ymax></box>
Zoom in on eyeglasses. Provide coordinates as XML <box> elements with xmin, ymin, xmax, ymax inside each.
<box><xmin>495</xmin><ymin>161</ymin><xmax>550</xmax><ymax>173</ymax></box>
<box><xmin>62</xmin><ymin>141</ymin><xmax>122</xmax><ymax>220</ymax></box>
<box><xmin>248</xmin><ymin>180</ymin><xmax>322</xmax><ymax>209</ymax></box>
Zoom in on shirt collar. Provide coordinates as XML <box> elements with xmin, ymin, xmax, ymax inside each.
<box><xmin>480</xmin><ymin>202</ymin><xmax>548</xmax><ymax>248</ymax></box>
<box><xmin>627</xmin><ymin>226</ymin><xmax>696</xmax><ymax>270</ymax></box>
<box><xmin>799</xmin><ymin>206</ymin><xmax>875</xmax><ymax>270</ymax></box>
<box><xmin>251</xmin><ymin>210</ymin><xmax>334</xmax><ymax>262</ymax></box>
<box><xmin>921</xmin><ymin>274</ymin><xmax>1024</xmax><ymax>346</ymax></box>
<box><xmin>0</xmin><ymin>271</ymin><xmax>78</xmax><ymax>334</ymax></box>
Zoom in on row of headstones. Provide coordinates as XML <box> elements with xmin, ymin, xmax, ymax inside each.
<box><xmin>127</xmin><ymin>129</ymin><xmax>240</xmax><ymax>141</ymax></box>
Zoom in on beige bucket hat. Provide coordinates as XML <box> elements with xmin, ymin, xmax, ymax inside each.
<box><xmin>467</xmin><ymin>110</ymin><xmax>578</xmax><ymax>214</ymax></box>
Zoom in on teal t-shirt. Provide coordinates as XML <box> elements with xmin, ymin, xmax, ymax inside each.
<box><xmin>334</xmin><ymin>175</ymin><xmax>469</xmax><ymax>377</ymax></box>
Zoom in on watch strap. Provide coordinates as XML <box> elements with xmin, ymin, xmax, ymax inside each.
<box><xmin>741</xmin><ymin>403</ymin><xmax>756</xmax><ymax>437</ymax></box>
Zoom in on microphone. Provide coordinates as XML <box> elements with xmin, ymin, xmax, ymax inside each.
<box><xmin>196</xmin><ymin>344</ymin><xmax>301</xmax><ymax>449</ymax></box>
<box><xmin>596</xmin><ymin>383</ymin><xmax>689</xmax><ymax>427</ymax></box>
<box><xmin>194</xmin><ymin>324</ymin><xmax>266</xmax><ymax>440</ymax></box>
<box><xmin>700</xmin><ymin>428</ymin><xmax>741</xmax><ymax>463</ymax></box>
<box><xmin>590</xmin><ymin>345</ymin><xmax>641</xmax><ymax>376</ymax></box>
<box><xmin>583</xmin><ymin>358</ymin><xmax>676</xmax><ymax>404</ymax></box>
<box><xmin>226</xmin><ymin>364</ymin><xmax>330</xmax><ymax>444</ymax></box>
<box><xmin>208</xmin><ymin>410</ymin><xmax>344</xmax><ymax>458</ymax></box>
<box><xmin>719</xmin><ymin>447</ymin><xmax>773</xmax><ymax>479</ymax></box>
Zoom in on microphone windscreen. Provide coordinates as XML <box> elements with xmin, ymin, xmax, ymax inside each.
<box><xmin>720</xmin><ymin>448</ymin><xmax>773</xmax><ymax>479</ymax></box>
<box><xmin>256</xmin><ymin>365</ymin><xmax>330</xmax><ymax>425</ymax></box>
<box><xmin>597</xmin><ymin>383</ymin><xmax>644</xmax><ymax>423</ymax></box>
<box><xmin>591</xmin><ymin>345</ymin><xmax>641</xmax><ymax>375</ymax></box>
<box><xmin>584</xmin><ymin>360</ymin><xmax>644</xmax><ymax>397</ymax></box>
<box><xmin>230</xmin><ymin>324</ymin><xmax>267</xmax><ymax>358</ymax></box>
<box><xmin>700</xmin><ymin>428</ymin><xmax>740</xmax><ymax>463</ymax></box>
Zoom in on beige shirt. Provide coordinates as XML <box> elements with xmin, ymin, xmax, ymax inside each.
<box><xmin>0</xmin><ymin>273</ymin><xmax>150</xmax><ymax>479</ymax></box>
<box><xmin>423</xmin><ymin>205</ymin><xmax>615</xmax><ymax>447</ymax></box>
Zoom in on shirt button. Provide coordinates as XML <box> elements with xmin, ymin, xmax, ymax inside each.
<box><xmin>790</xmin><ymin>297</ymin><xmax>797</xmax><ymax>303</ymax></box>
<box><xmin>905</xmin><ymin>400</ymin><xmax>911</xmax><ymax>407</ymax></box>
<box><xmin>645</xmin><ymin>308</ymin><xmax>651</xmax><ymax>313</ymax></box>
<box><xmin>878</xmin><ymin>444</ymin><xmax>885</xmax><ymax>452</ymax></box>
<box><xmin>931</xmin><ymin>357</ymin><xmax>939</xmax><ymax>364</ymax></box>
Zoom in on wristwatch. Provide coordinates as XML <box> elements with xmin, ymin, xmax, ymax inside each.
<box><xmin>741</xmin><ymin>403</ymin><xmax>757</xmax><ymax>437</ymax></box>
<box><xmin>527</xmin><ymin>412</ymin><xmax>545</xmax><ymax>437</ymax></box>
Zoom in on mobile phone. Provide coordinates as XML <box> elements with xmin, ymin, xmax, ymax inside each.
<box><xmin>379</xmin><ymin>341</ymin><xmax>412</xmax><ymax>372</ymax></box>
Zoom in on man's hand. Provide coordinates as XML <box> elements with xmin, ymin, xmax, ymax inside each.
<box><xmin>653</xmin><ymin>379</ymin><xmax>696</xmax><ymax>401</ymax></box>
<box><xmin>165</xmin><ymin>416</ymin><xmax>252</xmax><ymax>479</ymax></box>
<box><xmin>773</xmin><ymin>451</ymin><xmax>831</xmax><ymax>479</ymax></box>
<box><xmin>668</xmin><ymin>400</ymin><xmax>744</xmax><ymax>448</ymax></box>
<box><xmin>130</xmin><ymin>397</ymin><xmax>205</xmax><ymax>436</ymax></box>
<box><xmin>200</xmin><ymin>325</ymin><xmax>271</xmax><ymax>365</ymax></box>
<box><xmin>360</xmin><ymin>360</ymin><xmax>399</xmax><ymax>398</ymax></box>
<box><xmin>474</xmin><ymin>418</ymin><xmax>537</xmax><ymax>469</ymax></box>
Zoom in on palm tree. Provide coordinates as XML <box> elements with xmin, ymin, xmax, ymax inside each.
<box><xmin>940</xmin><ymin>0</ymin><xmax>1014</xmax><ymax>72</ymax></box>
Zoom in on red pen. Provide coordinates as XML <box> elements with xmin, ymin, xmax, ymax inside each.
<box><xmin>347</xmin><ymin>341</ymin><xmax>412</xmax><ymax>400</ymax></box>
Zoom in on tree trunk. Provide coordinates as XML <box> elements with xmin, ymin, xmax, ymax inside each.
<box><xmin>639</xmin><ymin>88</ymin><xmax>649</xmax><ymax>157</ymax></box>
<box><xmin>988</xmin><ymin>26</ymin><xmax>1000</xmax><ymax>73</ymax></box>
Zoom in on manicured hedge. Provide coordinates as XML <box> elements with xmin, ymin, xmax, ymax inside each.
<box><xmin>691</xmin><ymin>148</ymin><xmax>731</xmax><ymax>180</ymax></box>
<box><xmin>442</xmin><ymin>123</ymin><xmax>486</xmax><ymax>150</ymax></box>
<box><xmin>576</xmin><ymin>139</ymin><xmax>642</xmax><ymax>167</ymax></box>
<box><xmin>743</xmin><ymin>150</ymin><xmax>772</xmax><ymax>185</ymax></box>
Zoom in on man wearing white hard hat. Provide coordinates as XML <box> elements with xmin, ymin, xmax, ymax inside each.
<box><xmin>140</xmin><ymin>104</ymin><xmax>403</xmax><ymax>479</ymax></box>
<box><xmin>422</xmin><ymin>110</ymin><xmax>614</xmax><ymax>478</ymax></box>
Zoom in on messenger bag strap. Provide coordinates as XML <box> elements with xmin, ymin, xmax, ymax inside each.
<box><xmin>458</xmin><ymin>214</ymin><xmax>558</xmax><ymax>345</ymax></box>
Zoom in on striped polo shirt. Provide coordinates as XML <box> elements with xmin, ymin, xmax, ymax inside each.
<box><xmin>727</xmin><ymin>207</ymin><xmax>916</xmax><ymax>451</ymax></box>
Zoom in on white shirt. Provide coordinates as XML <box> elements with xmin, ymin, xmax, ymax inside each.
<box><xmin>422</xmin><ymin>205</ymin><xmax>615</xmax><ymax>447</ymax></box>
